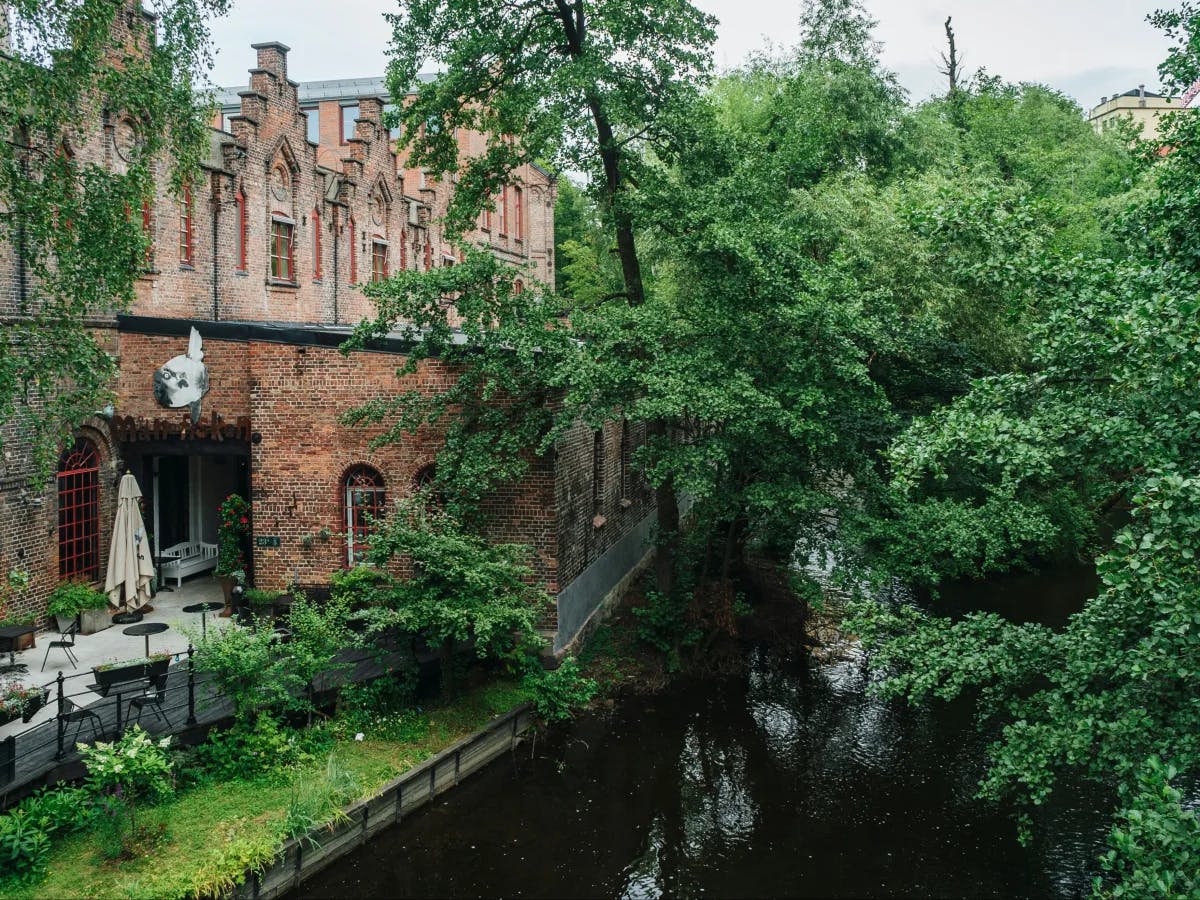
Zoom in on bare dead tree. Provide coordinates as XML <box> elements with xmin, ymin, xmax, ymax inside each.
<box><xmin>938</xmin><ymin>15</ymin><xmax>962</xmax><ymax>96</ymax></box>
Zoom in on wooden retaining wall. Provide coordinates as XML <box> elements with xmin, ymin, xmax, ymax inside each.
<box><xmin>235</xmin><ymin>702</ymin><xmax>537</xmax><ymax>900</ymax></box>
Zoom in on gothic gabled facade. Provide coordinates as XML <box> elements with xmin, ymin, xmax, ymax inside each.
<box><xmin>1</xmin><ymin>18</ymin><xmax>653</xmax><ymax>654</ymax></box>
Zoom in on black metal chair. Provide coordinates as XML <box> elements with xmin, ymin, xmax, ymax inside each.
<box><xmin>129</xmin><ymin>672</ymin><xmax>171</xmax><ymax>728</ymax></box>
<box><xmin>62</xmin><ymin>695</ymin><xmax>102</xmax><ymax>746</ymax></box>
<box><xmin>40</xmin><ymin>620</ymin><xmax>80</xmax><ymax>672</ymax></box>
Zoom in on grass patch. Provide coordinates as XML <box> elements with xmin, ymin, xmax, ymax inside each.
<box><xmin>9</xmin><ymin>680</ymin><xmax>531</xmax><ymax>900</ymax></box>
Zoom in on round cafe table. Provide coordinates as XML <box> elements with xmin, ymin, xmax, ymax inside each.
<box><xmin>182</xmin><ymin>601</ymin><xmax>225</xmax><ymax>638</ymax></box>
<box><xmin>122</xmin><ymin>622</ymin><xmax>169</xmax><ymax>657</ymax></box>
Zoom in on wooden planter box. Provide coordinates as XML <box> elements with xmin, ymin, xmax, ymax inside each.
<box><xmin>92</xmin><ymin>658</ymin><xmax>170</xmax><ymax>696</ymax></box>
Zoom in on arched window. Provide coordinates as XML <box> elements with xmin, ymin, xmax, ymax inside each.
<box><xmin>343</xmin><ymin>466</ymin><xmax>385</xmax><ymax>566</ymax></box>
<box><xmin>58</xmin><ymin>438</ymin><xmax>100</xmax><ymax>580</ymax></box>
<box><xmin>413</xmin><ymin>464</ymin><xmax>437</xmax><ymax>492</ymax></box>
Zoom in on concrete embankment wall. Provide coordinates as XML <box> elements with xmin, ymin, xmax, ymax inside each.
<box><xmin>236</xmin><ymin>703</ymin><xmax>536</xmax><ymax>900</ymax></box>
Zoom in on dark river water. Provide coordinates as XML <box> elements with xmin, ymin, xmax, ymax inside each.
<box><xmin>298</xmin><ymin>565</ymin><xmax>1107</xmax><ymax>899</ymax></box>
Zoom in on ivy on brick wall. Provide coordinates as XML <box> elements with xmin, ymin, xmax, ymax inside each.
<box><xmin>0</xmin><ymin>0</ymin><xmax>229</xmax><ymax>479</ymax></box>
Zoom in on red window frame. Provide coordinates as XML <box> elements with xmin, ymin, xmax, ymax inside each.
<box><xmin>513</xmin><ymin>279</ymin><xmax>524</xmax><ymax>295</ymax></box>
<box><xmin>312</xmin><ymin>208</ymin><xmax>322</xmax><ymax>280</ymax></box>
<box><xmin>349</xmin><ymin>216</ymin><xmax>357</xmax><ymax>284</ymax></box>
<box><xmin>178</xmin><ymin>184</ymin><xmax>193</xmax><ymax>264</ymax></box>
<box><xmin>423</xmin><ymin>241</ymin><xmax>432</xmax><ymax>271</ymax></box>
<box><xmin>57</xmin><ymin>438</ymin><xmax>100</xmax><ymax>581</ymax></box>
<box><xmin>371</xmin><ymin>238</ymin><xmax>388</xmax><ymax>282</ymax></box>
<box><xmin>343</xmin><ymin>466</ymin><xmax>385</xmax><ymax>566</ymax></box>
<box><xmin>235</xmin><ymin>189</ymin><xmax>247</xmax><ymax>271</ymax></box>
<box><xmin>270</xmin><ymin>216</ymin><xmax>295</xmax><ymax>282</ymax></box>
<box><xmin>514</xmin><ymin>186</ymin><xmax>523</xmax><ymax>240</ymax></box>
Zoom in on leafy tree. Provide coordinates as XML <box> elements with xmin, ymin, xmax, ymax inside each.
<box><xmin>847</xmin><ymin>5</ymin><xmax>1200</xmax><ymax>891</ymax></box>
<box><xmin>0</xmin><ymin>0</ymin><xmax>229</xmax><ymax>476</ymax></box>
<box><xmin>362</xmin><ymin>496</ymin><xmax>549</xmax><ymax>700</ymax></box>
<box><xmin>373</xmin><ymin>0</ymin><xmax>719</xmax><ymax>594</ymax></box>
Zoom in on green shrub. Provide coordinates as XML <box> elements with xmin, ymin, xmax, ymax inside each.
<box><xmin>522</xmin><ymin>656</ymin><xmax>597</xmax><ymax>722</ymax></box>
<box><xmin>46</xmin><ymin>580</ymin><xmax>108</xmax><ymax>619</ymax></box>
<box><xmin>18</xmin><ymin>785</ymin><xmax>95</xmax><ymax>836</ymax></box>
<box><xmin>184</xmin><ymin>716</ymin><xmax>305</xmax><ymax>783</ymax></box>
<box><xmin>330</xmin><ymin>565</ymin><xmax>389</xmax><ymax>605</ymax></box>
<box><xmin>632</xmin><ymin>589</ymin><xmax>700</xmax><ymax>664</ymax></box>
<box><xmin>0</xmin><ymin>809</ymin><xmax>50</xmax><ymax>884</ymax></box>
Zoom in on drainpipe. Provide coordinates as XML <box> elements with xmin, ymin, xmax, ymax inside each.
<box><xmin>211</xmin><ymin>173</ymin><xmax>220</xmax><ymax>321</ymax></box>
<box><xmin>332</xmin><ymin>206</ymin><xmax>340</xmax><ymax>325</ymax></box>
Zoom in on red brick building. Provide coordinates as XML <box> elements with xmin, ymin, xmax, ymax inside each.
<box><xmin>1</xmin><ymin>21</ymin><xmax>654</xmax><ymax>652</ymax></box>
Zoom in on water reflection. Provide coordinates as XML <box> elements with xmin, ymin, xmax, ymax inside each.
<box><xmin>297</xmin><ymin>613</ymin><xmax>1105</xmax><ymax>899</ymax></box>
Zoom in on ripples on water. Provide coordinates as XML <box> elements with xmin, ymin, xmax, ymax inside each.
<box><xmin>296</xmin><ymin>630</ymin><xmax>1107</xmax><ymax>899</ymax></box>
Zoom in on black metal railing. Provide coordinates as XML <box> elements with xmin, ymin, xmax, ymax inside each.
<box><xmin>0</xmin><ymin>637</ymin><xmax>420</xmax><ymax>798</ymax></box>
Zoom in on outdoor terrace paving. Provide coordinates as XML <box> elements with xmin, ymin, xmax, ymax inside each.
<box><xmin>0</xmin><ymin>577</ymin><xmax>234</xmax><ymax>795</ymax></box>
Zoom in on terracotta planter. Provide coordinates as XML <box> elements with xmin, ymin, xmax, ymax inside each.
<box><xmin>12</xmin><ymin>631</ymin><xmax>34</xmax><ymax>652</ymax></box>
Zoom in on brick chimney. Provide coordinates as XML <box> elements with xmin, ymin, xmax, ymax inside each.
<box><xmin>251</xmin><ymin>41</ymin><xmax>290</xmax><ymax>80</ymax></box>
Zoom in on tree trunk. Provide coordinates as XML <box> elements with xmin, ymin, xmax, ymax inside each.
<box><xmin>440</xmin><ymin>636</ymin><xmax>455</xmax><ymax>702</ymax></box>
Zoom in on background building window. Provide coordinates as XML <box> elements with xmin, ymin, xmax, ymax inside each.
<box><xmin>57</xmin><ymin>438</ymin><xmax>100</xmax><ymax>581</ymax></box>
<box><xmin>514</xmin><ymin>186</ymin><xmax>523</xmax><ymax>240</ymax></box>
<box><xmin>341</xmin><ymin>104</ymin><xmax>359</xmax><ymax>143</ymax></box>
<box><xmin>178</xmin><ymin>184</ymin><xmax>193</xmax><ymax>265</ymax></box>
<box><xmin>497</xmin><ymin>185</ymin><xmax>507</xmax><ymax>235</ymax></box>
<box><xmin>384</xmin><ymin>103</ymin><xmax>402</xmax><ymax>140</ymax></box>
<box><xmin>349</xmin><ymin>216</ymin><xmax>357</xmax><ymax>283</ymax></box>
<box><xmin>372</xmin><ymin>239</ymin><xmax>388</xmax><ymax>282</ymax></box>
<box><xmin>343</xmin><ymin>466</ymin><xmax>385</xmax><ymax>566</ymax></box>
<box><xmin>270</xmin><ymin>216</ymin><xmax>295</xmax><ymax>281</ymax></box>
<box><xmin>304</xmin><ymin>107</ymin><xmax>320</xmax><ymax>144</ymax></box>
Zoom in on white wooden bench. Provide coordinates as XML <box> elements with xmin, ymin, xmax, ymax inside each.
<box><xmin>159</xmin><ymin>541</ymin><xmax>218</xmax><ymax>587</ymax></box>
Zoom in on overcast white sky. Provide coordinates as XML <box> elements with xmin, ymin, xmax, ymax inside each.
<box><xmin>206</xmin><ymin>0</ymin><xmax>1172</xmax><ymax>111</ymax></box>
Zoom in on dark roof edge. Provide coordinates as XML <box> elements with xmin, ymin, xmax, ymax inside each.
<box><xmin>117</xmin><ymin>314</ymin><xmax>420</xmax><ymax>356</ymax></box>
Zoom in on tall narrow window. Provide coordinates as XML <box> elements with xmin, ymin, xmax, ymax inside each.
<box><xmin>348</xmin><ymin>216</ymin><xmax>357</xmax><ymax>283</ymax></box>
<box><xmin>343</xmin><ymin>466</ymin><xmax>385</xmax><ymax>566</ymax></box>
<box><xmin>423</xmin><ymin>241</ymin><xmax>432</xmax><ymax>271</ymax></box>
<box><xmin>514</xmin><ymin>186</ymin><xmax>523</xmax><ymax>240</ymax></box>
<box><xmin>179</xmin><ymin>184</ymin><xmax>193</xmax><ymax>265</ymax></box>
<box><xmin>304</xmin><ymin>106</ymin><xmax>320</xmax><ymax>144</ymax></box>
<box><xmin>270</xmin><ymin>216</ymin><xmax>295</xmax><ymax>282</ymax></box>
<box><xmin>235</xmin><ymin>189</ymin><xmax>247</xmax><ymax>271</ymax></box>
<box><xmin>58</xmin><ymin>438</ymin><xmax>100</xmax><ymax>581</ymax></box>
<box><xmin>513</xmin><ymin>279</ymin><xmax>524</xmax><ymax>295</ymax></box>
<box><xmin>592</xmin><ymin>429</ymin><xmax>605</xmax><ymax>514</ymax></box>
<box><xmin>312</xmin><ymin>208</ymin><xmax>322</xmax><ymax>280</ymax></box>
<box><xmin>371</xmin><ymin>238</ymin><xmax>388</xmax><ymax>282</ymax></box>
<box><xmin>620</xmin><ymin>420</ymin><xmax>631</xmax><ymax>499</ymax></box>
<box><xmin>497</xmin><ymin>185</ymin><xmax>507</xmax><ymax>235</ymax></box>
<box><xmin>141</xmin><ymin>200</ymin><xmax>153</xmax><ymax>268</ymax></box>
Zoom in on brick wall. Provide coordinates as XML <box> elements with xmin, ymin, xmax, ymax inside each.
<box><xmin>555</xmin><ymin>418</ymin><xmax>654</xmax><ymax>593</ymax></box>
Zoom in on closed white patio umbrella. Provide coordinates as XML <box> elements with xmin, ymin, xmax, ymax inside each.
<box><xmin>104</xmin><ymin>472</ymin><xmax>155</xmax><ymax>623</ymax></box>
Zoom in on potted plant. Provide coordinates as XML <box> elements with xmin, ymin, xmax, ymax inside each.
<box><xmin>0</xmin><ymin>568</ymin><xmax>35</xmax><ymax>651</ymax></box>
<box><xmin>0</xmin><ymin>684</ymin><xmax>49</xmax><ymax>725</ymax></box>
<box><xmin>215</xmin><ymin>493</ymin><xmax>251</xmax><ymax>615</ymax></box>
<box><xmin>46</xmin><ymin>581</ymin><xmax>109</xmax><ymax>633</ymax></box>
<box><xmin>92</xmin><ymin>653</ymin><xmax>171</xmax><ymax>696</ymax></box>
